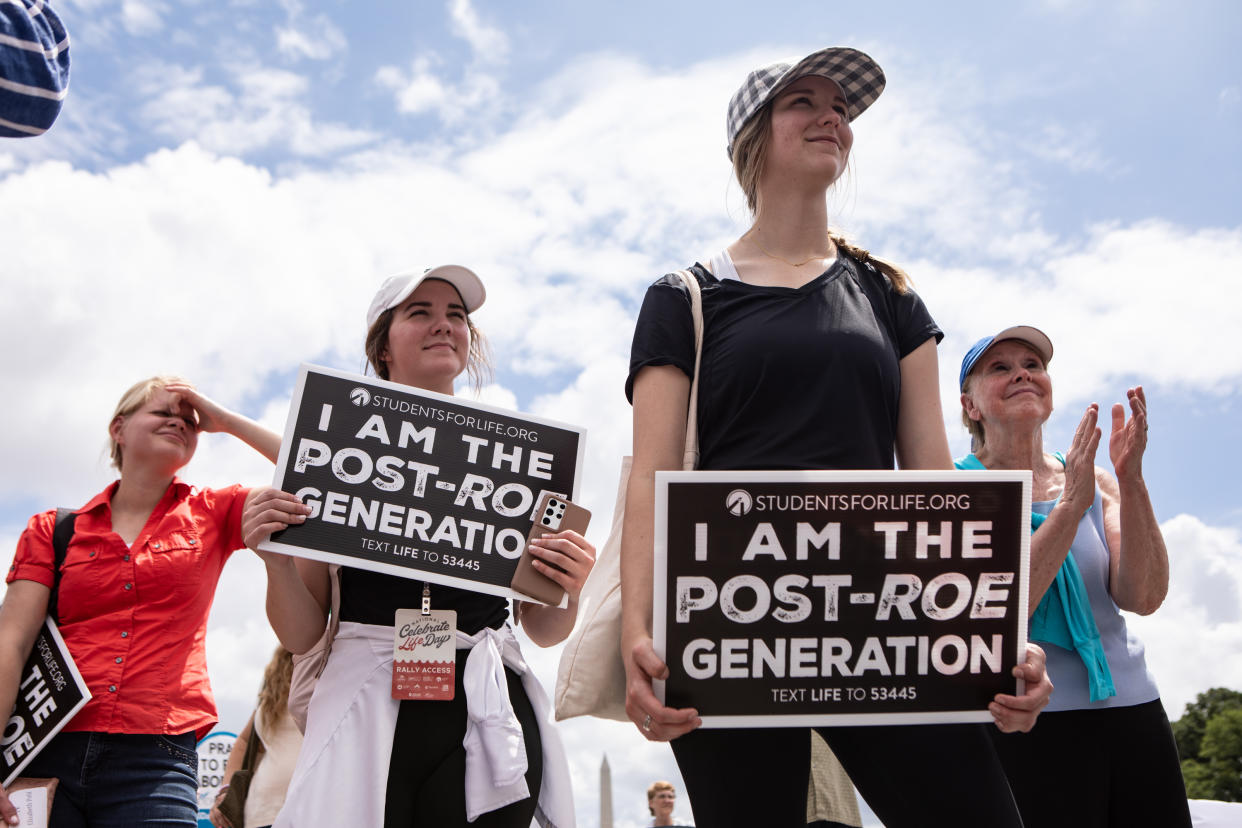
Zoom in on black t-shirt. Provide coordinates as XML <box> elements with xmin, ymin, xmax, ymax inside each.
<box><xmin>338</xmin><ymin>567</ymin><xmax>509</xmax><ymax>635</ymax></box>
<box><xmin>626</xmin><ymin>254</ymin><xmax>941</xmax><ymax>471</ymax></box>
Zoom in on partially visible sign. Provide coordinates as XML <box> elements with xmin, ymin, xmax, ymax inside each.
<box><xmin>1</xmin><ymin>618</ymin><xmax>90</xmax><ymax>787</ymax></box>
<box><xmin>195</xmin><ymin>730</ymin><xmax>236</xmax><ymax>827</ymax></box>
<box><xmin>262</xmin><ymin>365</ymin><xmax>586</xmax><ymax>601</ymax></box>
<box><xmin>654</xmin><ymin>470</ymin><xmax>1030</xmax><ymax>727</ymax></box>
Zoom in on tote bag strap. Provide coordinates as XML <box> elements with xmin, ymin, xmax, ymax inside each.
<box><xmin>673</xmin><ymin>269</ymin><xmax>704</xmax><ymax>471</ymax></box>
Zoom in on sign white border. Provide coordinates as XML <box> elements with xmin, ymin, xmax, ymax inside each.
<box><xmin>653</xmin><ymin>469</ymin><xmax>1031</xmax><ymax>727</ymax></box>
<box><xmin>258</xmin><ymin>363</ymin><xmax>587</xmax><ymax>602</ymax></box>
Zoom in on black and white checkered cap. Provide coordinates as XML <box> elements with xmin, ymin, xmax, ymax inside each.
<box><xmin>726</xmin><ymin>47</ymin><xmax>886</xmax><ymax>158</ymax></box>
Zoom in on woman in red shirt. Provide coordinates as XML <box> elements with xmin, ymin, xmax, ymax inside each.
<box><xmin>0</xmin><ymin>376</ymin><xmax>278</xmax><ymax>827</ymax></box>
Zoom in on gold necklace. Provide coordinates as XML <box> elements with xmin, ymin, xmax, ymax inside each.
<box><xmin>744</xmin><ymin>227</ymin><xmax>832</xmax><ymax>268</ymax></box>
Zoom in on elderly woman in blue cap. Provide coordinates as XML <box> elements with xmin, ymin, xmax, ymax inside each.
<box><xmin>619</xmin><ymin>45</ymin><xmax>1053</xmax><ymax>828</ymax></box>
<box><xmin>956</xmin><ymin>325</ymin><xmax>1191</xmax><ymax>828</ymax></box>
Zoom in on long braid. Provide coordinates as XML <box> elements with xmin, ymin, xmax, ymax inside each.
<box><xmin>828</xmin><ymin>231</ymin><xmax>911</xmax><ymax>294</ymax></box>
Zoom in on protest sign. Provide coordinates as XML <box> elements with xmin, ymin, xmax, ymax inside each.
<box><xmin>262</xmin><ymin>365</ymin><xmax>586</xmax><ymax>601</ymax></box>
<box><xmin>195</xmin><ymin>730</ymin><xmax>235</xmax><ymax>827</ymax></box>
<box><xmin>653</xmin><ymin>470</ymin><xmax>1030</xmax><ymax>727</ymax></box>
<box><xmin>1</xmin><ymin>619</ymin><xmax>90</xmax><ymax>787</ymax></box>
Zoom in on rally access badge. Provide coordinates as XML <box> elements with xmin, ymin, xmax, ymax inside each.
<box><xmin>392</xmin><ymin>609</ymin><xmax>457</xmax><ymax>700</ymax></box>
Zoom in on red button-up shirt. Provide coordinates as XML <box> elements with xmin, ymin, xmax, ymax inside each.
<box><xmin>8</xmin><ymin>479</ymin><xmax>248</xmax><ymax>739</ymax></box>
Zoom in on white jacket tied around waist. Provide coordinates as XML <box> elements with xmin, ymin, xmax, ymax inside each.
<box><xmin>273</xmin><ymin>621</ymin><xmax>574</xmax><ymax>827</ymax></box>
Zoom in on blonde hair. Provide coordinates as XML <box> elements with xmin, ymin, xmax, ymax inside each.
<box><xmin>363</xmin><ymin>298</ymin><xmax>493</xmax><ymax>392</ymax></box>
<box><xmin>647</xmin><ymin>781</ymin><xmax>675</xmax><ymax>815</ymax></box>
<box><xmin>256</xmin><ymin>646</ymin><xmax>293</xmax><ymax>729</ymax></box>
<box><xmin>730</xmin><ymin>104</ymin><xmax>912</xmax><ymax>294</ymax></box>
<box><xmin>108</xmin><ymin>375</ymin><xmax>194</xmax><ymax>470</ymax></box>
<box><xmin>959</xmin><ymin>373</ymin><xmax>986</xmax><ymax>450</ymax></box>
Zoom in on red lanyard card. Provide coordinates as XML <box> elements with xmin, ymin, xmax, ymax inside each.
<box><xmin>392</xmin><ymin>608</ymin><xmax>457</xmax><ymax>701</ymax></box>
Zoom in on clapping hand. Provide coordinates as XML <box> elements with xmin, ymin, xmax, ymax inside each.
<box><xmin>1109</xmin><ymin>386</ymin><xmax>1148</xmax><ymax>483</ymax></box>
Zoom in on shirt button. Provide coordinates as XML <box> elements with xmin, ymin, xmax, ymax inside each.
<box><xmin>121</xmin><ymin>632</ymin><xmax>128</xmax><ymax>638</ymax></box>
<box><xmin>123</xmin><ymin>583</ymin><xmax>132</xmax><ymax>590</ymax></box>
<box><xmin>89</xmin><ymin>551</ymin><xmax>96</xmax><ymax>557</ymax></box>
<box><xmin>108</xmin><ymin>685</ymin><xmax>117</xmax><ymax>692</ymax></box>
<box><xmin>124</xmin><ymin>555</ymin><xmax>131</xmax><ymax>562</ymax></box>
<box><xmin>189</xmin><ymin>539</ymin><xmax>197</xmax><ymax>545</ymax></box>
<box><xmin>115</xmin><ymin>657</ymin><xmax>123</xmax><ymax>664</ymax></box>
<box><xmin>152</xmin><ymin>542</ymin><xmax>161</xmax><ymax>549</ymax></box>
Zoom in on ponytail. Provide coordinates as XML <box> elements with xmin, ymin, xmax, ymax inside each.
<box><xmin>828</xmin><ymin>231</ymin><xmax>911</xmax><ymax>294</ymax></box>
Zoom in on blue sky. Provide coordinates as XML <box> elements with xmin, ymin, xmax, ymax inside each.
<box><xmin>2</xmin><ymin>1</ymin><xmax>1240</xmax><ymax>825</ymax></box>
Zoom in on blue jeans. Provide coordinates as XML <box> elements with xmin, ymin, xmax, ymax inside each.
<box><xmin>22</xmin><ymin>731</ymin><xmax>199</xmax><ymax>828</ymax></box>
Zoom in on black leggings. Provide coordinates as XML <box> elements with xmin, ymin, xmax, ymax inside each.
<box><xmin>672</xmin><ymin>723</ymin><xmax>1022</xmax><ymax>828</ymax></box>
<box><xmin>990</xmin><ymin>698</ymin><xmax>1191</xmax><ymax>828</ymax></box>
<box><xmin>383</xmin><ymin>660</ymin><xmax>543</xmax><ymax>828</ymax></box>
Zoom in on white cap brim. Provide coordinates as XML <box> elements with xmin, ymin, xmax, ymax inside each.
<box><xmin>366</xmin><ymin>265</ymin><xmax>486</xmax><ymax>329</ymax></box>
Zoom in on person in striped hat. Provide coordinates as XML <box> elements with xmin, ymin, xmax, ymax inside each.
<box><xmin>0</xmin><ymin>0</ymin><xmax>70</xmax><ymax>137</ymax></box>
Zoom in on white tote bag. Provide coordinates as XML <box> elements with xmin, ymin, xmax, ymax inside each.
<box><xmin>554</xmin><ymin>270</ymin><xmax>703</xmax><ymax>721</ymax></box>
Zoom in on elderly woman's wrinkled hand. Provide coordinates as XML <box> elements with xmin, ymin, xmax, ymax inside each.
<box><xmin>990</xmin><ymin>643</ymin><xmax>1053</xmax><ymax>733</ymax></box>
<box><xmin>1109</xmin><ymin>386</ymin><xmax>1148</xmax><ymax>483</ymax></box>
<box><xmin>1062</xmin><ymin>403</ymin><xmax>1101</xmax><ymax>517</ymax></box>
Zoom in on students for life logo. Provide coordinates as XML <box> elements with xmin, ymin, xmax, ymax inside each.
<box><xmin>349</xmin><ymin>387</ymin><xmax>371</xmax><ymax>406</ymax></box>
<box><xmin>725</xmin><ymin>489</ymin><xmax>753</xmax><ymax>516</ymax></box>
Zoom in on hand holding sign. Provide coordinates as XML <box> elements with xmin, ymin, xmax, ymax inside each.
<box><xmin>989</xmin><ymin>642</ymin><xmax>1052</xmax><ymax>733</ymax></box>
<box><xmin>241</xmin><ymin>487</ymin><xmax>310</xmax><ymax>558</ymax></box>
<box><xmin>626</xmin><ymin>636</ymin><xmax>700</xmax><ymax>742</ymax></box>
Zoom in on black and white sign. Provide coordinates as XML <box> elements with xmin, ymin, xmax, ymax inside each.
<box><xmin>2</xmin><ymin>618</ymin><xmax>91</xmax><ymax>787</ymax></box>
<box><xmin>653</xmin><ymin>470</ymin><xmax>1030</xmax><ymax>727</ymax></box>
<box><xmin>262</xmin><ymin>365</ymin><xmax>586</xmax><ymax>601</ymax></box>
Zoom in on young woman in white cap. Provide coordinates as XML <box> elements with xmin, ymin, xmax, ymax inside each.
<box><xmin>242</xmin><ymin>266</ymin><xmax>591</xmax><ymax>828</ymax></box>
<box><xmin>620</xmin><ymin>47</ymin><xmax>1053</xmax><ymax>826</ymax></box>
<box><xmin>957</xmin><ymin>326</ymin><xmax>1190</xmax><ymax>828</ymax></box>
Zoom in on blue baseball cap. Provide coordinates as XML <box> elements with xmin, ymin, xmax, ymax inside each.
<box><xmin>958</xmin><ymin>325</ymin><xmax>1054</xmax><ymax>390</ymax></box>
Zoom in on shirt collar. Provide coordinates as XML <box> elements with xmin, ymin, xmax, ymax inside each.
<box><xmin>76</xmin><ymin>477</ymin><xmax>192</xmax><ymax>516</ymax></box>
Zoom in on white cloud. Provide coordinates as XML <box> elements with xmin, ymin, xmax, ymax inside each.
<box><xmin>1021</xmin><ymin>123</ymin><xmax>1122</xmax><ymax>175</ymax></box>
<box><xmin>273</xmin><ymin>0</ymin><xmax>348</xmax><ymax>62</ymax></box>
<box><xmin>922</xmin><ymin>219</ymin><xmax>1242</xmax><ymax>449</ymax></box>
<box><xmin>121</xmin><ymin>0</ymin><xmax>168</xmax><ymax>35</ymax></box>
<box><xmin>1128</xmin><ymin>514</ymin><xmax>1242</xmax><ymax>718</ymax></box>
<box><xmin>373</xmin><ymin>0</ymin><xmax>509</xmax><ymax>124</ymax></box>
<box><xmin>275</xmin><ymin>16</ymin><xmax>347</xmax><ymax>62</ymax></box>
<box><xmin>133</xmin><ymin>60</ymin><xmax>375</xmax><ymax>157</ymax></box>
<box><xmin>448</xmin><ymin>0</ymin><xmax>508</xmax><ymax>64</ymax></box>
<box><xmin>1220</xmin><ymin>86</ymin><xmax>1241</xmax><ymax>113</ymax></box>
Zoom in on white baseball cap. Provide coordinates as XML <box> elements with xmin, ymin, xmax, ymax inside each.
<box><xmin>366</xmin><ymin>265</ymin><xmax>486</xmax><ymax>329</ymax></box>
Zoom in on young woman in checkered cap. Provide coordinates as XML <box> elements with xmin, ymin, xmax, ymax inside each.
<box><xmin>621</xmin><ymin>47</ymin><xmax>1053</xmax><ymax>827</ymax></box>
